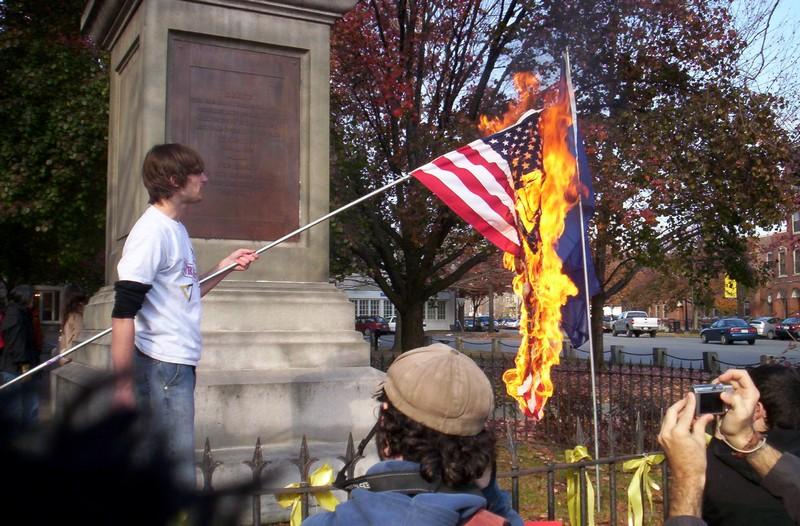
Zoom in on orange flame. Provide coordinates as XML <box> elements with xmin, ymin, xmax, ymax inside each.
<box><xmin>484</xmin><ymin>72</ymin><xmax>580</xmax><ymax>420</ymax></box>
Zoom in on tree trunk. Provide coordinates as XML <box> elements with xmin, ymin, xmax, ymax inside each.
<box><xmin>590</xmin><ymin>292</ymin><xmax>605</xmax><ymax>369</ymax></box>
<box><xmin>398</xmin><ymin>300</ymin><xmax>426</xmax><ymax>351</ymax></box>
<box><xmin>391</xmin><ymin>314</ymin><xmax>402</xmax><ymax>352</ymax></box>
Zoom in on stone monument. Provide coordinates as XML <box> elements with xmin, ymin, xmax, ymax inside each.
<box><xmin>53</xmin><ymin>0</ymin><xmax>381</xmax><ymax>494</ymax></box>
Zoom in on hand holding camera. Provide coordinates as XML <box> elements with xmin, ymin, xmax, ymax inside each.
<box><xmin>691</xmin><ymin>383</ymin><xmax>733</xmax><ymax>416</ymax></box>
<box><xmin>713</xmin><ymin>369</ymin><xmax>763</xmax><ymax>452</ymax></box>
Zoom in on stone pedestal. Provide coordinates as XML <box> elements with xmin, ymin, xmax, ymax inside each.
<box><xmin>53</xmin><ymin>3</ymin><xmax>379</xmax><ymax>516</ymax></box>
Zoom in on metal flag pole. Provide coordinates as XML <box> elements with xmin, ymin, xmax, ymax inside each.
<box><xmin>564</xmin><ymin>49</ymin><xmax>602</xmax><ymax>511</ymax></box>
<box><xmin>0</xmin><ymin>174</ymin><xmax>412</xmax><ymax>392</ymax></box>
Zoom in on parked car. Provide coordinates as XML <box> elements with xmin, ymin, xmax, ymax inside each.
<box><xmin>700</xmin><ymin>318</ymin><xmax>756</xmax><ymax>345</ymax></box>
<box><xmin>602</xmin><ymin>315</ymin><xmax>617</xmax><ymax>333</ymax></box>
<box><xmin>477</xmin><ymin>316</ymin><xmax>500</xmax><ymax>332</ymax></box>
<box><xmin>611</xmin><ymin>311</ymin><xmax>659</xmax><ymax>338</ymax></box>
<box><xmin>500</xmin><ymin>317</ymin><xmax>521</xmax><ymax>329</ymax></box>
<box><xmin>386</xmin><ymin>316</ymin><xmax>425</xmax><ymax>332</ymax></box>
<box><xmin>355</xmin><ymin>315</ymin><xmax>390</xmax><ymax>338</ymax></box>
<box><xmin>775</xmin><ymin>317</ymin><xmax>800</xmax><ymax>340</ymax></box>
<box><xmin>463</xmin><ymin>318</ymin><xmax>481</xmax><ymax>331</ymax></box>
<box><xmin>749</xmin><ymin>316</ymin><xmax>780</xmax><ymax>339</ymax></box>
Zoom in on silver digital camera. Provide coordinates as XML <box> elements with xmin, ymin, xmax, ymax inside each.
<box><xmin>692</xmin><ymin>383</ymin><xmax>734</xmax><ymax>415</ymax></box>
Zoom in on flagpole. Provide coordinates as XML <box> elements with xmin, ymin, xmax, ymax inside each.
<box><xmin>0</xmin><ymin>174</ymin><xmax>412</xmax><ymax>392</ymax></box>
<box><xmin>563</xmin><ymin>50</ymin><xmax>602</xmax><ymax>511</ymax></box>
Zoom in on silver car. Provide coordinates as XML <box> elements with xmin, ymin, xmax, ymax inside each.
<box><xmin>749</xmin><ymin>316</ymin><xmax>780</xmax><ymax>339</ymax></box>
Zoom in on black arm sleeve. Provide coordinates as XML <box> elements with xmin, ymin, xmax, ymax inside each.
<box><xmin>112</xmin><ymin>280</ymin><xmax>152</xmax><ymax>319</ymax></box>
<box><xmin>762</xmin><ymin>452</ymin><xmax>800</xmax><ymax>524</ymax></box>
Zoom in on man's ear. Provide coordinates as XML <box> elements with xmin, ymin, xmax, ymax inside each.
<box><xmin>754</xmin><ymin>401</ymin><xmax>769</xmax><ymax>432</ymax></box>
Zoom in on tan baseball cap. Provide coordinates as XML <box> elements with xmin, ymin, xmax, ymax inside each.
<box><xmin>383</xmin><ymin>343</ymin><xmax>494</xmax><ymax>436</ymax></box>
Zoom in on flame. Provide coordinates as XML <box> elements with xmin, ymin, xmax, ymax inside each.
<box><xmin>484</xmin><ymin>72</ymin><xmax>580</xmax><ymax>420</ymax></box>
<box><xmin>479</xmin><ymin>73</ymin><xmax>541</xmax><ymax>134</ymax></box>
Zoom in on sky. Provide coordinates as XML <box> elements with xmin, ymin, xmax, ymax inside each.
<box><xmin>732</xmin><ymin>0</ymin><xmax>800</xmax><ymax>131</ymax></box>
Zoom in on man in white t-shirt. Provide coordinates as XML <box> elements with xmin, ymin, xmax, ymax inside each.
<box><xmin>110</xmin><ymin>143</ymin><xmax>257</xmax><ymax>486</ymax></box>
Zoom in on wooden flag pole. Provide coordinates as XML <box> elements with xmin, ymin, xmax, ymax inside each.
<box><xmin>0</xmin><ymin>174</ymin><xmax>412</xmax><ymax>392</ymax></box>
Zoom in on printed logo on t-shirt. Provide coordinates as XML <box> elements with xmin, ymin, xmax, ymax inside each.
<box><xmin>180</xmin><ymin>283</ymin><xmax>194</xmax><ymax>302</ymax></box>
<box><xmin>182</xmin><ymin>260</ymin><xmax>197</xmax><ymax>280</ymax></box>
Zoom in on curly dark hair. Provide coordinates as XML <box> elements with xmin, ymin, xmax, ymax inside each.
<box><xmin>748</xmin><ymin>365</ymin><xmax>800</xmax><ymax>430</ymax></box>
<box><xmin>375</xmin><ymin>389</ymin><xmax>495</xmax><ymax>487</ymax></box>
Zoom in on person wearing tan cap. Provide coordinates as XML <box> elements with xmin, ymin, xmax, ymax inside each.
<box><xmin>308</xmin><ymin>343</ymin><xmax>523</xmax><ymax>526</ymax></box>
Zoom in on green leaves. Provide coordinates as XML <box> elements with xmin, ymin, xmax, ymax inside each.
<box><xmin>0</xmin><ymin>0</ymin><xmax>108</xmax><ymax>288</ymax></box>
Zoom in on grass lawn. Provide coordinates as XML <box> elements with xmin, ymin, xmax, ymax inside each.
<box><xmin>495</xmin><ymin>440</ymin><xmax>667</xmax><ymax>525</ymax></box>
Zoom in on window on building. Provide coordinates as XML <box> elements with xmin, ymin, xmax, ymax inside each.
<box><xmin>795</xmin><ymin>249</ymin><xmax>800</xmax><ymax>275</ymax></box>
<box><xmin>743</xmin><ymin>300</ymin><xmax>750</xmax><ymax>317</ymax></box>
<box><xmin>425</xmin><ymin>300</ymin><xmax>447</xmax><ymax>320</ymax></box>
<box><xmin>34</xmin><ymin>289</ymin><xmax>60</xmax><ymax>324</ymax></box>
<box><xmin>352</xmin><ymin>299</ymin><xmax>372</xmax><ymax>316</ymax></box>
<box><xmin>779</xmin><ymin>249</ymin><xmax>787</xmax><ymax>276</ymax></box>
<box><xmin>793</xmin><ymin>212</ymin><xmax>800</xmax><ymax>233</ymax></box>
<box><xmin>767</xmin><ymin>252</ymin><xmax>774</xmax><ymax>275</ymax></box>
<box><xmin>353</xmin><ymin>299</ymin><xmax>396</xmax><ymax>320</ymax></box>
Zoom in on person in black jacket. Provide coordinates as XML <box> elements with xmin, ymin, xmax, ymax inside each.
<box><xmin>0</xmin><ymin>284</ymin><xmax>39</xmax><ymax>424</ymax></box>
<box><xmin>660</xmin><ymin>369</ymin><xmax>800</xmax><ymax>526</ymax></box>
<box><xmin>702</xmin><ymin>365</ymin><xmax>800</xmax><ymax>526</ymax></box>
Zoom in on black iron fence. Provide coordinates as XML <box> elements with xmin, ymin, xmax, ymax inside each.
<box><xmin>371</xmin><ymin>347</ymin><xmax>717</xmax><ymax>454</ymax></box>
<box><xmin>195</xmin><ymin>344</ymin><xmax>794</xmax><ymax>524</ymax></box>
<box><xmin>198</xmin><ymin>431</ymin><xmax>672</xmax><ymax>526</ymax></box>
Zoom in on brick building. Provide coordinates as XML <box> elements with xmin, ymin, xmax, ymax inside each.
<box><xmin>744</xmin><ymin>212</ymin><xmax>800</xmax><ymax>319</ymax></box>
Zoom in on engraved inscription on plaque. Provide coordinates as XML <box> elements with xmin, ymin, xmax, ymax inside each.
<box><xmin>167</xmin><ymin>34</ymin><xmax>301</xmax><ymax>240</ymax></box>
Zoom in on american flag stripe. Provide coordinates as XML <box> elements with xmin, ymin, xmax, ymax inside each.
<box><xmin>437</xmin><ymin>149</ymin><xmax>517</xmax><ymax>224</ymax></box>
<box><xmin>457</xmin><ymin>142</ymin><xmax>515</xmax><ymax>198</ymax></box>
<box><xmin>410</xmin><ymin>109</ymin><xmax>546</xmax><ymax>256</ymax></box>
<box><xmin>412</xmin><ymin>159</ymin><xmax>521</xmax><ymax>254</ymax></box>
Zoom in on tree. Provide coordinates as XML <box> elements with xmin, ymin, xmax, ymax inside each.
<box><xmin>509</xmin><ymin>0</ymin><xmax>797</xmax><ymax>364</ymax></box>
<box><xmin>331</xmin><ymin>1</ymin><xmax>796</xmax><ymax>358</ymax></box>
<box><xmin>453</xmin><ymin>253</ymin><xmax>513</xmax><ymax>331</ymax></box>
<box><xmin>330</xmin><ymin>1</ymin><xmax>531</xmax><ymax>349</ymax></box>
<box><xmin>0</xmin><ymin>1</ymin><xmax>108</xmax><ymax>289</ymax></box>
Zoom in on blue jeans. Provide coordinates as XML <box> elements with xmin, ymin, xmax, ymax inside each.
<box><xmin>133</xmin><ymin>349</ymin><xmax>196</xmax><ymax>488</ymax></box>
<box><xmin>0</xmin><ymin>370</ymin><xmax>39</xmax><ymax>426</ymax></box>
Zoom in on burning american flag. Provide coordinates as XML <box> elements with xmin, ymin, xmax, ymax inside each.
<box><xmin>411</xmin><ymin>69</ymin><xmax>599</xmax><ymax>420</ymax></box>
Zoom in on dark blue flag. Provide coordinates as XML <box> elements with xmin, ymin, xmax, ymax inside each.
<box><xmin>557</xmin><ymin>129</ymin><xmax>601</xmax><ymax>348</ymax></box>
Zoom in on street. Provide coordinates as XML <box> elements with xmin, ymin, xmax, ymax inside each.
<box><xmin>592</xmin><ymin>333</ymin><xmax>799</xmax><ymax>368</ymax></box>
<box><xmin>380</xmin><ymin>331</ymin><xmax>800</xmax><ymax>369</ymax></box>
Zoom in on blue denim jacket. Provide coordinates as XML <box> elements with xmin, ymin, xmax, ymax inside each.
<box><xmin>302</xmin><ymin>460</ymin><xmax>523</xmax><ymax>526</ymax></box>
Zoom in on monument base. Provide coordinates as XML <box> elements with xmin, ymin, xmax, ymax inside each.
<box><xmin>51</xmin><ymin>281</ymin><xmax>384</xmax><ymax>511</ymax></box>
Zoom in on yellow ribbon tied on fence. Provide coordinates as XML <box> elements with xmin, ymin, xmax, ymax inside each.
<box><xmin>622</xmin><ymin>454</ymin><xmax>665</xmax><ymax>526</ymax></box>
<box><xmin>277</xmin><ymin>463</ymin><xmax>340</xmax><ymax>526</ymax></box>
<box><xmin>565</xmin><ymin>445</ymin><xmax>595</xmax><ymax>526</ymax></box>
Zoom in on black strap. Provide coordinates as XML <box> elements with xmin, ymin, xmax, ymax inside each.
<box><xmin>338</xmin><ymin>469</ymin><xmax>483</xmax><ymax>497</ymax></box>
<box><xmin>334</xmin><ymin>421</ymin><xmax>379</xmax><ymax>489</ymax></box>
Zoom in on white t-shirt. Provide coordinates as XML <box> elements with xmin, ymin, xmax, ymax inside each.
<box><xmin>117</xmin><ymin>206</ymin><xmax>202</xmax><ymax>366</ymax></box>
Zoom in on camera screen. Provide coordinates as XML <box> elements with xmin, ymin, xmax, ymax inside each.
<box><xmin>698</xmin><ymin>392</ymin><xmax>725</xmax><ymax>414</ymax></box>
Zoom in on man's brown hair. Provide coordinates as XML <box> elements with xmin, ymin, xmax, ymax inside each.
<box><xmin>142</xmin><ymin>144</ymin><xmax>205</xmax><ymax>204</ymax></box>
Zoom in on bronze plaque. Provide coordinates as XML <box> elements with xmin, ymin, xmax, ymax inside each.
<box><xmin>167</xmin><ymin>33</ymin><xmax>300</xmax><ymax>240</ymax></box>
